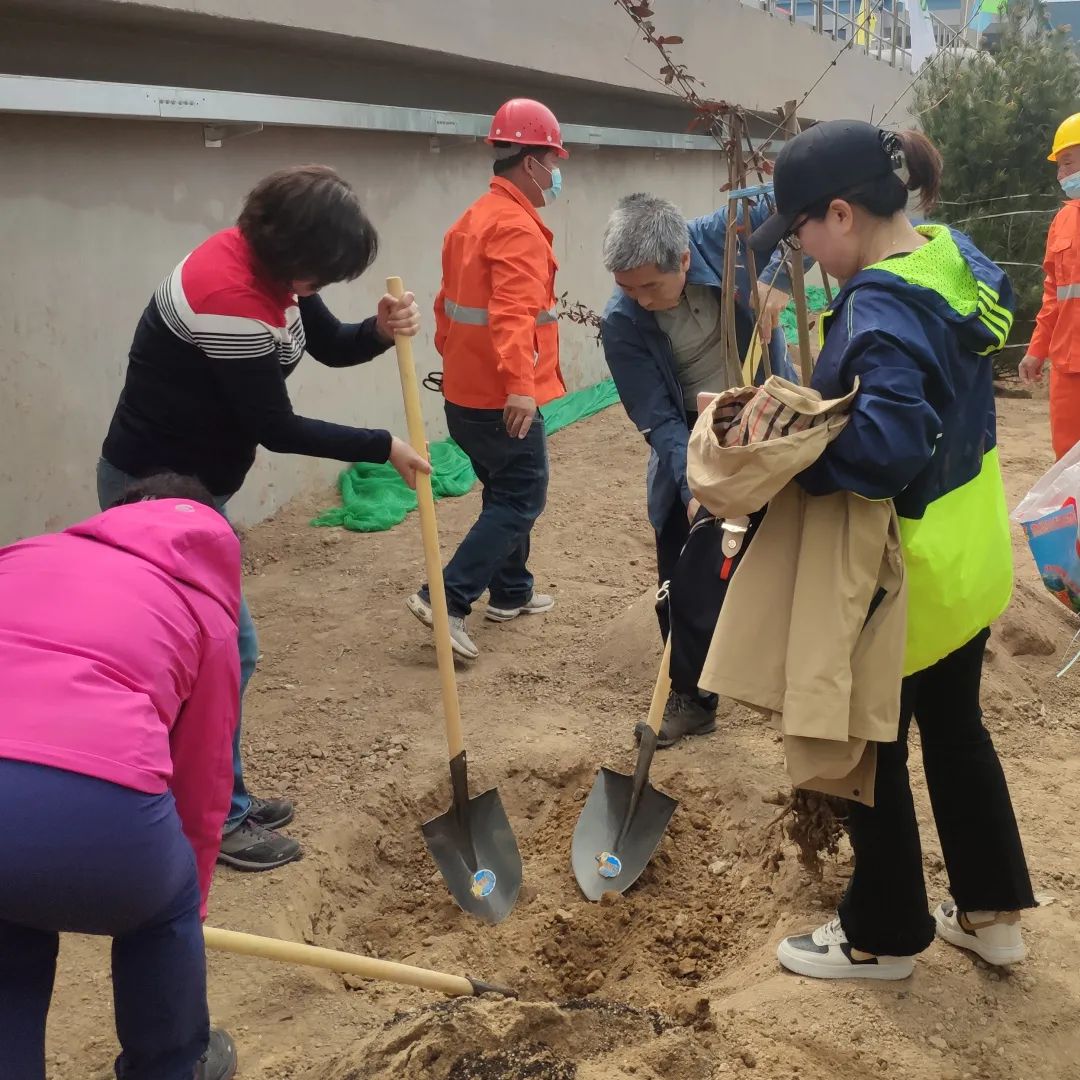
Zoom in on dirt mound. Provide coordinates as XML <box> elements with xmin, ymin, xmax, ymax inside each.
<box><xmin>447</xmin><ymin>1043</ymin><xmax>577</xmax><ymax>1080</ymax></box>
<box><xmin>526</xmin><ymin>785</ymin><xmax>776</xmax><ymax>997</ymax></box>
<box><xmin>588</xmin><ymin>589</ymin><xmax>663</xmax><ymax>694</ymax></box>
<box><xmin>312</xmin><ymin>995</ymin><xmax>682</xmax><ymax>1079</ymax></box>
<box><xmin>275</xmin><ymin>744</ymin><xmax>849</xmax><ymax>1046</ymax></box>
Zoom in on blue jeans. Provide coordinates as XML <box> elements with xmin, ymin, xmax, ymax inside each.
<box><xmin>0</xmin><ymin>760</ymin><xmax>207</xmax><ymax>1080</ymax></box>
<box><xmin>425</xmin><ymin>403</ymin><xmax>549</xmax><ymax>617</ymax></box>
<box><xmin>96</xmin><ymin>458</ymin><xmax>255</xmax><ymax>828</ymax></box>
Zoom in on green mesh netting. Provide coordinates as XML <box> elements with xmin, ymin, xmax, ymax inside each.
<box><xmin>778</xmin><ymin>286</ymin><xmax>829</xmax><ymax>343</ymax></box>
<box><xmin>312</xmin><ymin>378</ymin><xmax>621</xmax><ymax>533</ymax></box>
<box><xmin>313</xmin><ymin>292</ymin><xmax>829</xmax><ymax>534</ymax></box>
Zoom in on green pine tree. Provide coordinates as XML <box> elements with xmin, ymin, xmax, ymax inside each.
<box><xmin>915</xmin><ymin>0</ymin><xmax>1080</xmax><ymax>352</ymax></box>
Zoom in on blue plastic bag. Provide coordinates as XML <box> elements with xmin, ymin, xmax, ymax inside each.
<box><xmin>1012</xmin><ymin>441</ymin><xmax>1080</xmax><ymax>613</ymax></box>
<box><xmin>1021</xmin><ymin>502</ymin><xmax>1080</xmax><ymax>613</ymax></box>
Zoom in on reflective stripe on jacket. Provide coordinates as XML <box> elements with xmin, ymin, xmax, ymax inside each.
<box><xmin>1030</xmin><ymin>201</ymin><xmax>1080</xmax><ymax>372</ymax></box>
<box><xmin>434</xmin><ymin>177</ymin><xmax>565</xmax><ymax>409</ymax></box>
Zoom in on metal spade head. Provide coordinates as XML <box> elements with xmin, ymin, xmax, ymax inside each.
<box><xmin>422</xmin><ymin>754</ymin><xmax>522</xmax><ymax>924</ymax></box>
<box><xmin>570</xmin><ymin>732</ymin><xmax>678</xmax><ymax>902</ymax></box>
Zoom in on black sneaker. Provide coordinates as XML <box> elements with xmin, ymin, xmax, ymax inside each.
<box><xmin>217</xmin><ymin>819</ymin><xmax>302</xmax><ymax>872</ymax></box>
<box><xmin>195</xmin><ymin>1029</ymin><xmax>238</xmax><ymax>1080</ymax></box>
<box><xmin>635</xmin><ymin>691</ymin><xmax>717</xmax><ymax>749</ymax></box>
<box><xmin>247</xmin><ymin>794</ymin><xmax>295</xmax><ymax>831</ymax></box>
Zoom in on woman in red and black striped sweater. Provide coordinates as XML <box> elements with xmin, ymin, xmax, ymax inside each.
<box><xmin>98</xmin><ymin>164</ymin><xmax>428</xmax><ymax>872</ymax></box>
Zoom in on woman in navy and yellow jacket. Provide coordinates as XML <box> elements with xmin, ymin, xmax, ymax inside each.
<box><xmin>749</xmin><ymin>120</ymin><xmax>1034</xmax><ymax>981</ymax></box>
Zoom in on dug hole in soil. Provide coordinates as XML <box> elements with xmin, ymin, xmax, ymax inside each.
<box><xmin>49</xmin><ymin>394</ymin><xmax>1080</xmax><ymax>1080</ymax></box>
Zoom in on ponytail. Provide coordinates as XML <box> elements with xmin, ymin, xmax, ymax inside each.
<box><xmin>896</xmin><ymin>129</ymin><xmax>943</xmax><ymax>213</ymax></box>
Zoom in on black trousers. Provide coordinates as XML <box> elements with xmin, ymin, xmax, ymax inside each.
<box><xmin>655</xmin><ymin>499</ymin><xmax>690</xmax><ymax>648</ymax></box>
<box><xmin>655</xmin><ymin>494</ymin><xmax>732</xmax><ymax>705</ymax></box>
<box><xmin>654</xmin><ymin>412</ymin><xmax>700</xmax><ymax>697</ymax></box>
<box><xmin>838</xmin><ymin>629</ymin><xmax>1035</xmax><ymax>956</ymax></box>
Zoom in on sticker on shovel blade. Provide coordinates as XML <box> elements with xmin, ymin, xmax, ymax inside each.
<box><xmin>470</xmin><ymin>869</ymin><xmax>497</xmax><ymax>898</ymax></box>
<box><xmin>596</xmin><ymin>852</ymin><xmax>622</xmax><ymax>878</ymax></box>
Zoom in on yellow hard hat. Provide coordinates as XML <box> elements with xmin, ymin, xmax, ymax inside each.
<box><xmin>1050</xmin><ymin>113</ymin><xmax>1080</xmax><ymax>161</ymax></box>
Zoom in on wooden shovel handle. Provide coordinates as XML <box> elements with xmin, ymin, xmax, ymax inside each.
<box><xmin>645</xmin><ymin>637</ymin><xmax>673</xmax><ymax>736</ymax></box>
<box><xmin>203</xmin><ymin>926</ymin><xmax>475</xmax><ymax>996</ymax></box>
<box><xmin>387</xmin><ymin>276</ymin><xmax>465</xmax><ymax>761</ymax></box>
<box><xmin>780</xmin><ymin>100</ymin><xmax>814</xmax><ymax>386</ymax></box>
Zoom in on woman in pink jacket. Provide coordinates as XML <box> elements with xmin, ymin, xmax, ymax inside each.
<box><xmin>0</xmin><ymin>474</ymin><xmax>242</xmax><ymax>1080</ymax></box>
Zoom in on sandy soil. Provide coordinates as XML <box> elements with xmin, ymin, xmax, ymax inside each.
<box><xmin>47</xmin><ymin>390</ymin><xmax>1080</xmax><ymax>1080</ymax></box>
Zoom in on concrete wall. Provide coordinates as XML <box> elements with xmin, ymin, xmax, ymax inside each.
<box><xmin>0</xmin><ymin>113</ymin><xmax>724</xmax><ymax>542</ymax></box>
<box><xmin>0</xmin><ymin>12</ymin><xmax>695</xmax><ymax>134</ymax></box>
<box><xmin>7</xmin><ymin>0</ymin><xmax>914</xmax><ymax>125</ymax></box>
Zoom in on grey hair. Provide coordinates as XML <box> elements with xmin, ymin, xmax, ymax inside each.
<box><xmin>602</xmin><ymin>193</ymin><xmax>690</xmax><ymax>275</ymax></box>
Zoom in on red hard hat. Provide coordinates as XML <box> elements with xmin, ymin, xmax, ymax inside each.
<box><xmin>487</xmin><ymin>98</ymin><xmax>569</xmax><ymax>158</ymax></box>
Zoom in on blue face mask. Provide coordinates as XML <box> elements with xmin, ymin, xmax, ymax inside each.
<box><xmin>532</xmin><ymin>160</ymin><xmax>562</xmax><ymax>206</ymax></box>
<box><xmin>1061</xmin><ymin>170</ymin><xmax>1080</xmax><ymax>199</ymax></box>
<box><xmin>545</xmin><ymin>167</ymin><xmax>563</xmax><ymax>205</ymax></box>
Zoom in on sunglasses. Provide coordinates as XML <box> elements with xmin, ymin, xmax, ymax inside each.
<box><xmin>781</xmin><ymin>214</ymin><xmax>811</xmax><ymax>252</ymax></box>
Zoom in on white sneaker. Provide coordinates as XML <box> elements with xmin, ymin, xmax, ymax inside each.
<box><xmin>934</xmin><ymin>902</ymin><xmax>1026</xmax><ymax>966</ymax></box>
<box><xmin>405</xmin><ymin>593</ymin><xmax>478</xmax><ymax>660</ymax></box>
<box><xmin>777</xmin><ymin>918</ymin><xmax>915</xmax><ymax>981</ymax></box>
<box><xmin>485</xmin><ymin>592</ymin><xmax>555</xmax><ymax>622</ymax></box>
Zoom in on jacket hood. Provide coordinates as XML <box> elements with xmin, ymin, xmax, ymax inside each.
<box><xmin>66</xmin><ymin>500</ymin><xmax>242</xmax><ymax>623</ymax></box>
<box><xmin>841</xmin><ymin>225</ymin><xmax>1014</xmax><ymax>357</ymax></box>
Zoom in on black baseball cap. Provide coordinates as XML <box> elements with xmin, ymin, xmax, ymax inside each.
<box><xmin>749</xmin><ymin>120</ymin><xmax>902</xmax><ymax>255</ymax></box>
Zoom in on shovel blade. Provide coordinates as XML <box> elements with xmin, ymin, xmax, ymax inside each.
<box><xmin>570</xmin><ymin>766</ymin><xmax>678</xmax><ymax>902</ymax></box>
<box><xmin>422</xmin><ymin>786</ymin><xmax>522</xmax><ymax>925</ymax></box>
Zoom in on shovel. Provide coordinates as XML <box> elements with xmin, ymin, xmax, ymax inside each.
<box><xmin>203</xmin><ymin>926</ymin><xmax>515</xmax><ymax>998</ymax></box>
<box><xmin>387</xmin><ymin>275</ymin><xmax>522</xmax><ymax>925</ymax></box>
<box><xmin>571</xmin><ymin>637</ymin><xmax>678</xmax><ymax>901</ymax></box>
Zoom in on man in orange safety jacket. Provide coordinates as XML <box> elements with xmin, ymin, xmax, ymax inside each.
<box><xmin>407</xmin><ymin>98</ymin><xmax>567</xmax><ymax>660</ymax></box>
<box><xmin>1021</xmin><ymin>112</ymin><xmax>1080</xmax><ymax>459</ymax></box>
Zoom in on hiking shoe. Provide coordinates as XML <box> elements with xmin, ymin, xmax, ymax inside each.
<box><xmin>934</xmin><ymin>902</ymin><xmax>1026</xmax><ymax>966</ymax></box>
<box><xmin>485</xmin><ymin>593</ymin><xmax>556</xmax><ymax>622</ymax></box>
<box><xmin>406</xmin><ymin>592</ymin><xmax>479</xmax><ymax>660</ymax></box>
<box><xmin>247</xmin><ymin>794</ymin><xmax>294</xmax><ymax>831</ymax></box>
<box><xmin>777</xmin><ymin>918</ymin><xmax>915</xmax><ymax>981</ymax></box>
<box><xmin>217</xmin><ymin>819</ymin><xmax>302</xmax><ymax>872</ymax></box>
<box><xmin>635</xmin><ymin>691</ymin><xmax>717</xmax><ymax>749</ymax></box>
<box><xmin>195</xmin><ymin>1029</ymin><xmax>237</xmax><ymax>1080</ymax></box>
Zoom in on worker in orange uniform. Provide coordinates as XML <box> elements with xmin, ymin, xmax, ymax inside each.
<box><xmin>1021</xmin><ymin>113</ymin><xmax>1080</xmax><ymax>458</ymax></box>
<box><xmin>407</xmin><ymin>99</ymin><xmax>567</xmax><ymax>660</ymax></box>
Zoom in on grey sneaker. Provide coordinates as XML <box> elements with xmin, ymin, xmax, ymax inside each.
<box><xmin>406</xmin><ymin>592</ymin><xmax>479</xmax><ymax>660</ymax></box>
<box><xmin>247</xmin><ymin>794</ymin><xmax>294</xmax><ymax>831</ymax></box>
<box><xmin>195</xmin><ymin>1029</ymin><xmax>238</xmax><ymax>1080</ymax></box>
<box><xmin>485</xmin><ymin>592</ymin><xmax>556</xmax><ymax>622</ymax></box>
<box><xmin>635</xmin><ymin>691</ymin><xmax>717</xmax><ymax>749</ymax></box>
<box><xmin>217</xmin><ymin>819</ymin><xmax>302</xmax><ymax>872</ymax></box>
